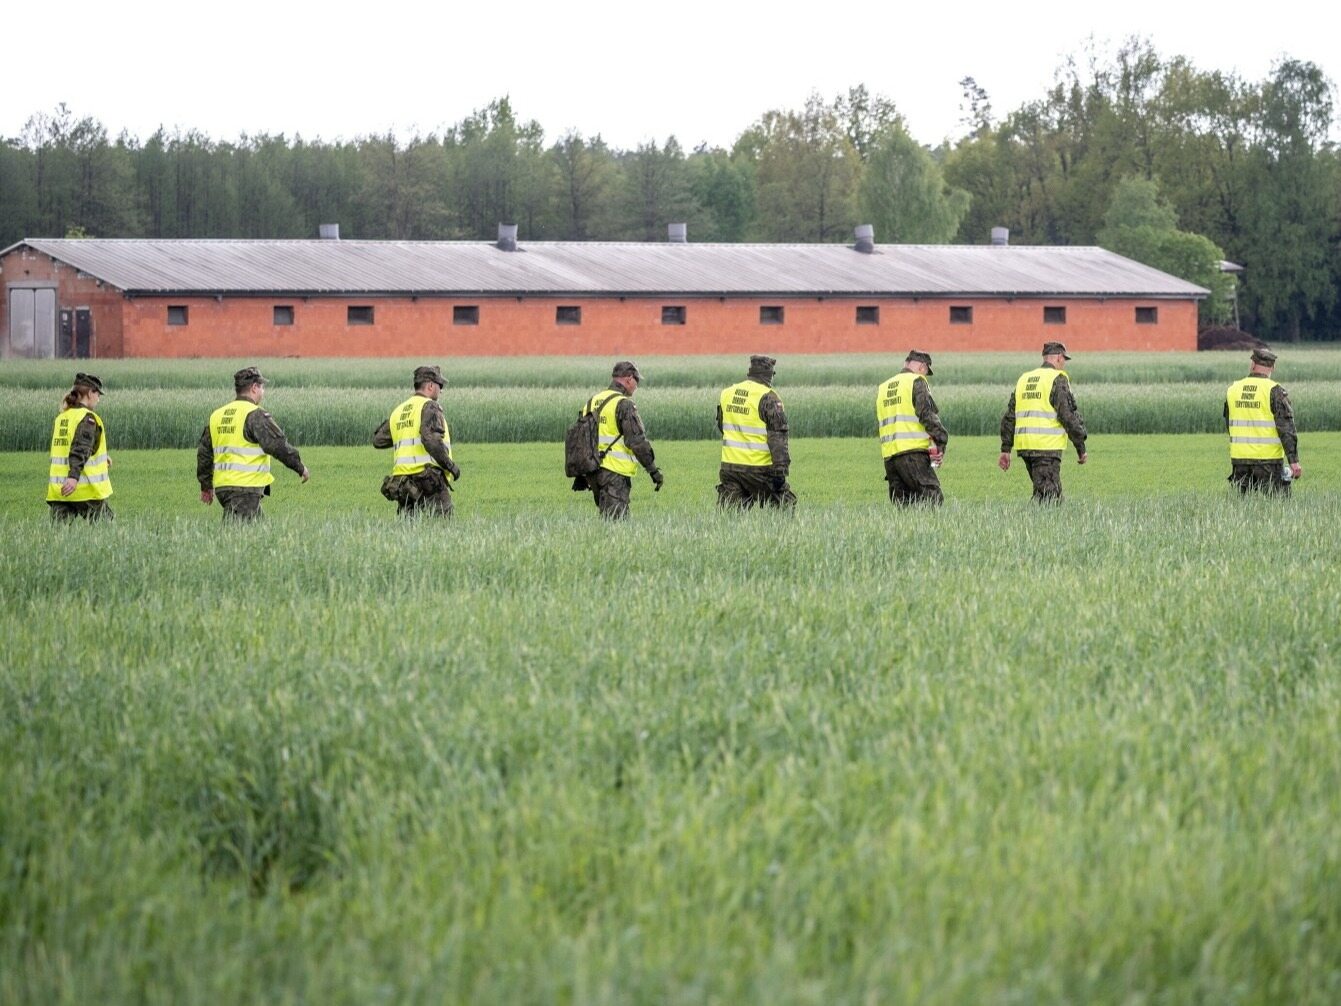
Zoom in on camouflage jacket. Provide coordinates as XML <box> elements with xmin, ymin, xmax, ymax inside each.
<box><xmin>196</xmin><ymin>398</ymin><xmax>306</xmax><ymax>490</ymax></box>
<box><xmin>1000</xmin><ymin>366</ymin><xmax>1087</xmax><ymax>457</ymax></box>
<box><xmin>716</xmin><ymin>380</ymin><xmax>790</xmax><ymax>474</ymax></box>
<box><xmin>1223</xmin><ymin>378</ymin><xmax>1298</xmax><ymax>464</ymax></box>
<box><xmin>371</xmin><ymin>397</ymin><xmax>461</xmax><ymax>477</ymax></box>
<box><xmin>901</xmin><ymin>369</ymin><xmax>949</xmax><ymax>451</ymax></box>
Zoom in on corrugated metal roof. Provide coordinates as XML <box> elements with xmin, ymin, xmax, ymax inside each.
<box><xmin>5</xmin><ymin>238</ymin><xmax>1209</xmax><ymax>298</ymax></box>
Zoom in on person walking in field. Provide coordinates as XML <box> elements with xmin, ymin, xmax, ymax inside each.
<box><xmin>47</xmin><ymin>372</ymin><xmax>114</xmax><ymax>522</ymax></box>
<box><xmin>372</xmin><ymin>364</ymin><xmax>461</xmax><ymax>516</ymax></box>
<box><xmin>877</xmin><ymin>350</ymin><xmax>947</xmax><ymax>505</ymax></box>
<box><xmin>197</xmin><ymin>366</ymin><xmax>309</xmax><ymax>521</ymax></box>
<box><xmin>716</xmin><ymin>355</ymin><xmax>795</xmax><ymax>510</ymax></box>
<box><xmin>998</xmin><ymin>342</ymin><xmax>1087</xmax><ymax>502</ymax></box>
<box><xmin>573</xmin><ymin>360</ymin><xmax>663</xmax><ymax>520</ymax></box>
<box><xmin>1225</xmin><ymin>347</ymin><xmax>1301</xmax><ymax>495</ymax></box>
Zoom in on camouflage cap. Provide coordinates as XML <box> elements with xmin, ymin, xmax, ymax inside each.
<box><xmin>748</xmin><ymin>354</ymin><xmax>778</xmax><ymax>377</ymax></box>
<box><xmin>74</xmin><ymin>371</ymin><xmax>105</xmax><ymax>394</ymax></box>
<box><xmin>611</xmin><ymin>360</ymin><xmax>642</xmax><ymax>382</ymax></box>
<box><xmin>1251</xmin><ymin>347</ymin><xmax>1278</xmax><ymax>367</ymax></box>
<box><xmin>905</xmin><ymin>350</ymin><xmax>934</xmax><ymax>376</ymax></box>
<box><xmin>1042</xmin><ymin>341</ymin><xmax>1072</xmax><ymax>360</ymax></box>
<box><xmin>413</xmin><ymin>364</ymin><xmax>446</xmax><ymax>388</ymax></box>
<box><xmin>233</xmin><ymin>365</ymin><xmax>266</xmax><ymax>389</ymax></box>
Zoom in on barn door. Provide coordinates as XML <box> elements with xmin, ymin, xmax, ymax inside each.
<box><xmin>8</xmin><ymin>288</ymin><xmax>57</xmax><ymax>357</ymax></box>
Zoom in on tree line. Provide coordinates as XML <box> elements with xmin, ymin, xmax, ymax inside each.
<box><xmin>1</xmin><ymin>39</ymin><xmax>1337</xmax><ymax>340</ymax></box>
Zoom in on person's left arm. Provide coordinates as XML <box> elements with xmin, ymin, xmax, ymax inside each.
<box><xmin>1052</xmin><ymin>375</ymin><xmax>1088</xmax><ymax>459</ymax></box>
<box><xmin>616</xmin><ymin>398</ymin><xmax>658</xmax><ymax>476</ymax></box>
<box><xmin>760</xmin><ymin>392</ymin><xmax>790</xmax><ymax>474</ymax></box>
<box><xmin>913</xmin><ymin>379</ymin><xmax>948</xmax><ymax>454</ymax></box>
<box><xmin>419</xmin><ymin>400</ymin><xmax>460</xmax><ymax>479</ymax></box>
<box><xmin>245</xmin><ymin>408</ymin><xmax>308</xmax><ymax>478</ymax></box>
<box><xmin>1271</xmin><ymin>384</ymin><xmax>1300</xmax><ymax>470</ymax></box>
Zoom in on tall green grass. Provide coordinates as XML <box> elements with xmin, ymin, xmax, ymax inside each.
<box><xmin>5</xmin><ymin>381</ymin><xmax>1340</xmax><ymax>450</ymax></box>
<box><xmin>3</xmin><ymin>493</ymin><xmax>1341</xmax><ymax>1003</ymax></box>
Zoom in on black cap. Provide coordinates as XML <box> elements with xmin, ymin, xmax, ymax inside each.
<box><xmin>413</xmin><ymin>364</ymin><xmax>446</xmax><ymax>388</ymax></box>
<box><xmin>611</xmin><ymin>360</ymin><xmax>642</xmax><ymax>382</ymax></box>
<box><xmin>233</xmin><ymin>366</ymin><xmax>266</xmax><ymax>389</ymax></box>
<box><xmin>905</xmin><ymin>350</ymin><xmax>933</xmax><ymax>376</ymax></box>
<box><xmin>1251</xmin><ymin>348</ymin><xmax>1278</xmax><ymax>367</ymax></box>
<box><xmin>1042</xmin><ymin>341</ymin><xmax>1072</xmax><ymax>360</ymax></box>
<box><xmin>74</xmin><ymin>372</ymin><xmax>104</xmax><ymax>394</ymax></box>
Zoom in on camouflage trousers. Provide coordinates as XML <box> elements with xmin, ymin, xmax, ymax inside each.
<box><xmin>588</xmin><ymin>467</ymin><xmax>631</xmax><ymax>520</ymax></box>
<box><xmin>716</xmin><ymin>466</ymin><xmax>797</xmax><ymax>511</ymax></box>
<box><xmin>1229</xmin><ymin>460</ymin><xmax>1291</xmax><ymax>497</ymax></box>
<box><xmin>1022</xmin><ymin>454</ymin><xmax>1064</xmax><ymax>503</ymax></box>
<box><xmin>216</xmin><ymin>487</ymin><xmax>266</xmax><ymax>521</ymax></box>
<box><xmin>884</xmin><ymin>451</ymin><xmax>943</xmax><ymax>506</ymax></box>
<box><xmin>48</xmin><ymin>499</ymin><xmax>114</xmax><ymax>523</ymax></box>
<box><xmin>382</xmin><ymin>469</ymin><xmax>454</xmax><ymax>517</ymax></box>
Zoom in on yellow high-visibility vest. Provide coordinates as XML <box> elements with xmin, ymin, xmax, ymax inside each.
<box><xmin>209</xmin><ymin>400</ymin><xmax>273</xmax><ymax>488</ymax></box>
<box><xmin>876</xmin><ymin>372</ymin><xmax>931</xmax><ymax>457</ymax></box>
<box><xmin>47</xmin><ymin>407</ymin><xmax>112</xmax><ymax>502</ymax></box>
<box><xmin>390</xmin><ymin>394</ymin><xmax>454</xmax><ymax>477</ymax></box>
<box><xmin>585</xmin><ymin>390</ymin><xmax>636</xmax><ymax>477</ymax></box>
<box><xmin>1012</xmin><ymin>368</ymin><xmax>1067</xmax><ymax>451</ymax></box>
<box><xmin>1227</xmin><ymin>378</ymin><xmax>1284</xmax><ymax>460</ymax></box>
<box><xmin>719</xmin><ymin>380</ymin><xmax>776</xmax><ymax>466</ymax></box>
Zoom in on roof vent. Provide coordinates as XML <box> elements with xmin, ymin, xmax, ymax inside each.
<box><xmin>668</xmin><ymin>222</ymin><xmax>687</xmax><ymax>243</ymax></box>
<box><xmin>854</xmin><ymin>224</ymin><xmax>875</xmax><ymax>253</ymax></box>
<box><xmin>497</xmin><ymin>223</ymin><xmax>518</xmax><ymax>252</ymax></box>
<box><xmin>319</xmin><ymin>223</ymin><xmax>340</xmax><ymax>240</ymax></box>
<box><xmin>991</xmin><ymin>226</ymin><xmax>1009</xmax><ymax>246</ymax></box>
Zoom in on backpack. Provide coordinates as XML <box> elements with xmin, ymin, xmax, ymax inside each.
<box><xmin>564</xmin><ymin>392</ymin><xmax>624</xmax><ymax>477</ymax></box>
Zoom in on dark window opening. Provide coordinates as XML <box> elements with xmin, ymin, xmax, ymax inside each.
<box><xmin>454</xmin><ymin>305</ymin><xmax>479</xmax><ymax>325</ymax></box>
<box><xmin>273</xmin><ymin>305</ymin><xmax>294</xmax><ymax>326</ymax></box>
<box><xmin>856</xmin><ymin>305</ymin><xmax>879</xmax><ymax>325</ymax></box>
<box><xmin>1136</xmin><ymin>306</ymin><xmax>1158</xmax><ymax>324</ymax></box>
<box><xmin>556</xmin><ymin>305</ymin><xmax>582</xmax><ymax>325</ymax></box>
<box><xmin>348</xmin><ymin>305</ymin><xmax>374</xmax><ymax>325</ymax></box>
<box><xmin>167</xmin><ymin>305</ymin><xmax>188</xmax><ymax>326</ymax></box>
<box><xmin>661</xmin><ymin>305</ymin><xmax>686</xmax><ymax>325</ymax></box>
<box><xmin>949</xmin><ymin>305</ymin><xmax>972</xmax><ymax>324</ymax></box>
<box><xmin>760</xmin><ymin>305</ymin><xmax>785</xmax><ymax>324</ymax></box>
<box><xmin>1044</xmin><ymin>305</ymin><xmax>1067</xmax><ymax>324</ymax></box>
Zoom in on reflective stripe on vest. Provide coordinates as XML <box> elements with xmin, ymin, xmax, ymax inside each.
<box><xmin>876</xmin><ymin>372</ymin><xmax>931</xmax><ymax>457</ymax></box>
<box><xmin>720</xmin><ymin>380</ymin><xmax>776</xmax><ymax>466</ymax></box>
<box><xmin>209</xmin><ymin>400</ymin><xmax>273</xmax><ymax>488</ymax></box>
<box><xmin>585</xmin><ymin>390</ymin><xmax>636</xmax><ymax>477</ymax></box>
<box><xmin>390</xmin><ymin>394</ymin><xmax>454</xmax><ymax>477</ymax></box>
<box><xmin>1012</xmin><ymin>368</ymin><xmax>1067</xmax><ymax>451</ymax></box>
<box><xmin>47</xmin><ymin>407</ymin><xmax>112</xmax><ymax>501</ymax></box>
<box><xmin>1227</xmin><ymin>378</ymin><xmax>1284</xmax><ymax>460</ymax></box>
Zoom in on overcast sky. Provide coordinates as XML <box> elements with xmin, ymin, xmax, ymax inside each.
<box><xmin>5</xmin><ymin>0</ymin><xmax>1336</xmax><ymax>150</ymax></box>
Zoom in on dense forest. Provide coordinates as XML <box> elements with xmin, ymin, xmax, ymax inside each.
<box><xmin>1</xmin><ymin>39</ymin><xmax>1337</xmax><ymax>340</ymax></box>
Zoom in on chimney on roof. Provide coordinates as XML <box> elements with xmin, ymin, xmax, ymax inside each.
<box><xmin>497</xmin><ymin>223</ymin><xmax>518</xmax><ymax>252</ymax></box>
<box><xmin>668</xmin><ymin>222</ymin><xmax>688</xmax><ymax>243</ymax></box>
<box><xmin>854</xmin><ymin>224</ymin><xmax>875</xmax><ymax>253</ymax></box>
<box><xmin>990</xmin><ymin>226</ymin><xmax>1009</xmax><ymax>246</ymax></box>
<box><xmin>319</xmin><ymin>223</ymin><xmax>340</xmax><ymax>240</ymax></box>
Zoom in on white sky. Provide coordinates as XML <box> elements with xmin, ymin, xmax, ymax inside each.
<box><xmin>4</xmin><ymin>0</ymin><xmax>1335</xmax><ymax>150</ymax></box>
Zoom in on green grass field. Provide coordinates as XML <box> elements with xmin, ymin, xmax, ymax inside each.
<box><xmin>4</xmin><ymin>355</ymin><xmax>1340</xmax><ymax>1004</ymax></box>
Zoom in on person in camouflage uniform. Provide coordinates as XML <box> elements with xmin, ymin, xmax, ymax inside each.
<box><xmin>47</xmin><ymin>372</ymin><xmax>114</xmax><ymax>523</ymax></box>
<box><xmin>1224</xmin><ymin>347</ymin><xmax>1301</xmax><ymax>495</ymax></box>
<box><xmin>372</xmin><ymin>364</ymin><xmax>462</xmax><ymax>516</ymax></box>
<box><xmin>998</xmin><ymin>342</ymin><xmax>1088</xmax><ymax>502</ymax></box>
<box><xmin>575</xmin><ymin>360</ymin><xmax>663</xmax><ymax>520</ymax></box>
<box><xmin>716</xmin><ymin>355</ymin><xmax>795</xmax><ymax>510</ymax></box>
<box><xmin>878</xmin><ymin>350</ymin><xmax>948</xmax><ymax>505</ymax></box>
<box><xmin>197</xmin><ymin>366</ymin><xmax>309</xmax><ymax>521</ymax></box>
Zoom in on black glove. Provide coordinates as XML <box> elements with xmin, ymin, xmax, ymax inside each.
<box><xmin>650</xmin><ymin>468</ymin><xmax>665</xmax><ymax>492</ymax></box>
<box><xmin>769</xmin><ymin>475</ymin><xmax>787</xmax><ymax>493</ymax></box>
<box><xmin>448</xmin><ymin>464</ymin><xmax>462</xmax><ymax>481</ymax></box>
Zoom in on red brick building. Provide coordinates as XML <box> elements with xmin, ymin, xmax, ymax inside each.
<box><xmin>1</xmin><ymin>229</ymin><xmax>1206</xmax><ymax>359</ymax></box>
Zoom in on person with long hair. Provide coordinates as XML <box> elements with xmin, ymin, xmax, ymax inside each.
<box><xmin>47</xmin><ymin>372</ymin><xmax>114</xmax><ymax>522</ymax></box>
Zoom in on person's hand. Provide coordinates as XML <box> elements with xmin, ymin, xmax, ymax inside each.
<box><xmin>997</xmin><ymin>452</ymin><xmax>1011</xmax><ymax>471</ymax></box>
<box><xmin>769</xmin><ymin>475</ymin><xmax>787</xmax><ymax>493</ymax></box>
<box><xmin>449</xmin><ymin>464</ymin><xmax>462</xmax><ymax>481</ymax></box>
<box><xmin>1290</xmin><ymin>462</ymin><xmax>1302</xmax><ymax>479</ymax></box>
<box><xmin>299</xmin><ymin>466</ymin><xmax>311</xmax><ymax>483</ymax></box>
<box><xmin>200</xmin><ymin>489</ymin><xmax>214</xmax><ymax>505</ymax></box>
<box><xmin>650</xmin><ymin>468</ymin><xmax>665</xmax><ymax>491</ymax></box>
<box><xmin>1077</xmin><ymin>452</ymin><xmax>1088</xmax><ymax>465</ymax></box>
<box><xmin>929</xmin><ymin>446</ymin><xmax>944</xmax><ymax>464</ymax></box>
<box><xmin>59</xmin><ymin>476</ymin><xmax>78</xmax><ymax>497</ymax></box>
